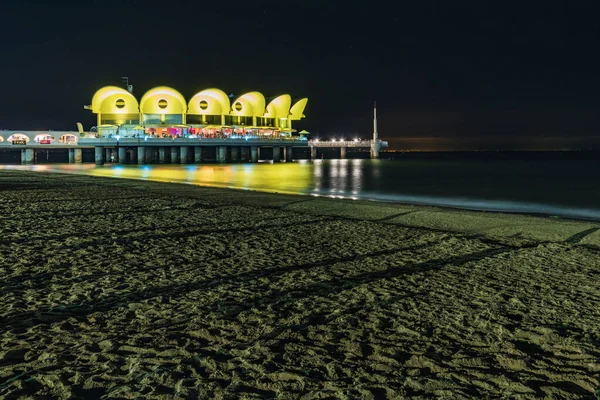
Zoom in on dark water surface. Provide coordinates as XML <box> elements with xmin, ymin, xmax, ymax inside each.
<box><xmin>3</xmin><ymin>152</ymin><xmax>600</xmax><ymax>221</ymax></box>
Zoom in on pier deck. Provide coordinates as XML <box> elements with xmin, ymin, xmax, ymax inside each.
<box><xmin>0</xmin><ymin>131</ymin><xmax>387</xmax><ymax>164</ymax></box>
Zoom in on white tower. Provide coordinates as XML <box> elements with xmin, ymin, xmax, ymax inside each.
<box><xmin>373</xmin><ymin>101</ymin><xmax>378</xmax><ymax>142</ymax></box>
<box><xmin>371</xmin><ymin>101</ymin><xmax>380</xmax><ymax>159</ymax></box>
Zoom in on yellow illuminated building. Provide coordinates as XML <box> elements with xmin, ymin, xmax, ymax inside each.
<box><xmin>86</xmin><ymin>86</ymin><xmax>308</xmax><ymax>139</ymax></box>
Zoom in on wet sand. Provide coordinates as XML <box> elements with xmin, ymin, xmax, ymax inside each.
<box><xmin>0</xmin><ymin>170</ymin><xmax>599</xmax><ymax>399</ymax></box>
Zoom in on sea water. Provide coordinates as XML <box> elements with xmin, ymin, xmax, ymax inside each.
<box><xmin>3</xmin><ymin>152</ymin><xmax>600</xmax><ymax>221</ymax></box>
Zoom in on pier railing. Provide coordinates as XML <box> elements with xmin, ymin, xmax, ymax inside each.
<box><xmin>309</xmin><ymin>140</ymin><xmax>389</xmax><ymax>148</ymax></box>
<box><xmin>79</xmin><ymin>137</ymin><xmax>310</xmax><ymax>147</ymax></box>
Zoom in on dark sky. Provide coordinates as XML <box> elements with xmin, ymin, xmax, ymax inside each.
<box><xmin>2</xmin><ymin>1</ymin><xmax>600</xmax><ymax>149</ymax></box>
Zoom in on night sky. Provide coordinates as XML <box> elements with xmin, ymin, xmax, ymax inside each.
<box><xmin>2</xmin><ymin>1</ymin><xmax>600</xmax><ymax>150</ymax></box>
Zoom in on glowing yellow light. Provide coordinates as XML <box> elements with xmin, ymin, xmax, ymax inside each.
<box><xmin>231</xmin><ymin>92</ymin><xmax>266</xmax><ymax>117</ymax></box>
<box><xmin>140</xmin><ymin>86</ymin><xmax>186</xmax><ymax>114</ymax></box>
<box><xmin>187</xmin><ymin>88</ymin><xmax>231</xmax><ymax>115</ymax></box>
<box><xmin>265</xmin><ymin>94</ymin><xmax>291</xmax><ymax>118</ymax></box>
<box><xmin>88</xmin><ymin>86</ymin><xmax>307</xmax><ymax>133</ymax></box>
<box><xmin>290</xmin><ymin>98</ymin><xmax>308</xmax><ymax>120</ymax></box>
<box><xmin>90</xmin><ymin>86</ymin><xmax>139</xmax><ymax>114</ymax></box>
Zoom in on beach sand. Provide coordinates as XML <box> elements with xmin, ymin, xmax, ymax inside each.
<box><xmin>0</xmin><ymin>170</ymin><xmax>598</xmax><ymax>399</ymax></box>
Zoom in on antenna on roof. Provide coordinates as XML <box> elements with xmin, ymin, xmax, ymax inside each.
<box><xmin>121</xmin><ymin>76</ymin><xmax>133</xmax><ymax>93</ymax></box>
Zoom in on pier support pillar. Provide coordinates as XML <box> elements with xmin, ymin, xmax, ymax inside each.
<box><xmin>137</xmin><ymin>146</ymin><xmax>145</xmax><ymax>164</ymax></box>
<box><xmin>171</xmin><ymin>147</ymin><xmax>179</xmax><ymax>164</ymax></box>
<box><xmin>23</xmin><ymin>149</ymin><xmax>34</xmax><ymax>164</ymax></box>
<box><xmin>95</xmin><ymin>147</ymin><xmax>104</xmax><ymax>165</ymax></box>
<box><xmin>310</xmin><ymin>147</ymin><xmax>317</xmax><ymax>160</ymax></box>
<box><xmin>231</xmin><ymin>146</ymin><xmax>239</xmax><ymax>162</ymax></box>
<box><xmin>74</xmin><ymin>148</ymin><xmax>82</xmax><ymax>164</ymax></box>
<box><xmin>251</xmin><ymin>146</ymin><xmax>258</xmax><ymax>163</ymax></box>
<box><xmin>273</xmin><ymin>146</ymin><xmax>281</xmax><ymax>162</ymax></box>
<box><xmin>340</xmin><ymin>147</ymin><xmax>346</xmax><ymax>159</ymax></box>
<box><xmin>194</xmin><ymin>146</ymin><xmax>203</xmax><ymax>163</ymax></box>
<box><xmin>118</xmin><ymin>147</ymin><xmax>127</xmax><ymax>164</ymax></box>
<box><xmin>285</xmin><ymin>146</ymin><xmax>293</xmax><ymax>162</ymax></box>
<box><xmin>240</xmin><ymin>146</ymin><xmax>249</xmax><ymax>162</ymax></box>
<box><xmin>180</xmin><ymin>146</ymin><xmax>189</xmax><ymax>164</ymax></box>
<box><xmin>159</xmin><ymin>147</ymin><xmax>166</xmax><ymax>163</ymax></box>
<box><xmin>370</xmin><ymin>142</ymin><xmax>380</xmax><ymax>159</ymax></box>
<box><xmin>217</xmin><ymin>146</ymin><xmax>227</xmax><ymax>163</ymax></box>
<box><xmin>68</xmin><ymin>148</ymin><xmax>75</xmax><ymax>163</ymax></box>
<box><xmin>145</xmin><ymin>147</ymin><xmax>153</xmax><ymax>163</ymax></box>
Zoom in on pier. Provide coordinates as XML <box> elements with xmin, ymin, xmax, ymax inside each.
<box><xmin>308</xmin><ymin>139</ymin><xmax>388</xmax><ymax>159</ymax></box>
<box><xmin>85</xmin><ymin>137</ymin><xmax>304</xmax><ymax>164</ymax></box>
<box><xmin>0</xmin><ymin>88</ymin><xmax>388</xmax><ymax>164</ymax></box>
<box><xmin>0</xmin><ymin>131</ymin><xmax>309</xmax><ymax>164</ymax></box>
<box><xmin>308</xmin><ymin>101</ymin><xmax>388</xmax><ymax>159</ymax></box>
<box><xmin>0</xmin><ymin>132</ymin><xmax>388</xmax><ymax>164</ymax></box>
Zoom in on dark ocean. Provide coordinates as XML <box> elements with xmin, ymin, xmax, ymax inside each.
<box><xmin>3</xmin><ymin>151</ymin><xmax>600</xmax><ymax>221</ymax></box>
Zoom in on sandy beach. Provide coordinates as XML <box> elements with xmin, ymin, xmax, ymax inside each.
<box><xmin>0</xmin><ymin>170</ymin><xmax>599</xmax><ymax>399</ymax></box>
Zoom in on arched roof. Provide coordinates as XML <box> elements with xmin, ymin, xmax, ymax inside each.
<box><xmin>230</xmin><ymin>92</ymin><xmax>266</xmax><ymax>117</ymax></box>
<box><xmin>264</xmin><ymin>94</ymin><xmax>292</xmax><ymax>119</ymax></box>
<box><xmin>91</xmin><ymin>86</ymin><xmax>139</xmax><ymax>114</ymax></box>
<box><xmin>140</xmin><ymin>86</ymin><xmax>186</xmax><ymax>114</ymax></box>
<box><xmin>188</xmin><ymin>88</ymin><xmax>231</xmax><ymax>115</ymax></box>
<box><xmin>290</xmin><ymin>98</ymin><xmax>308</xmax><ymax>120</ymax></box>
<box><xmin>87</xmin><ymin>86</ymin><xmax>306</xmax><ymax>120</ymax></box>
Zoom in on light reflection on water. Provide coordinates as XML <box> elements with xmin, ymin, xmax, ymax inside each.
<box><xmin>3</xmin><ymin>157</ymin><xmax>600</xmax><ymax>221</ymax></box>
